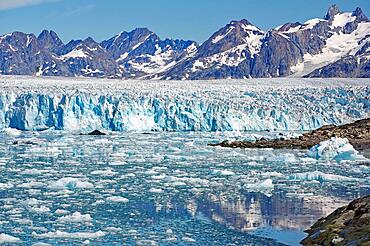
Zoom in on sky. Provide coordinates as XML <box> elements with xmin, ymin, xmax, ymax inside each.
<box><xmin>0</xmin><ymin>0</ymin><xmax>369</xmax><ymax>43</ymax></box>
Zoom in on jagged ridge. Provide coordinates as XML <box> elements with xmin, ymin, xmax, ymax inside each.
<box><xmin>0</xmin><ymin>5</ymin><xmax>368</xmax><ymax>79</ymax></box>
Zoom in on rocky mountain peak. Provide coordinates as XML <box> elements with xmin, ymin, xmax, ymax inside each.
<box><xmin>130</xmin><ymin>27</ymin><xmax>158</xmax><ymax>40</ymax></box>
<box><xmin>83</xmin><ymin>37</ymin><xmax>98</xmax><ymax>46</ymax></box>
<box><xmin>325</xmin><ymin>4</ymin><xmax>341</xmax><ymax>21</ymax></box>
<box><xmin>37</xmin><ymin>30</ymin><xmax>64</xmax><ymax>51</ymax></box>
<box><xmin>352</xmin><ymin>7</ymin><xmax>369</xmax><ymax>22</ymax></box>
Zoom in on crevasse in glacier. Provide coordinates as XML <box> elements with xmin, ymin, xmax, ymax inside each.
<box><xmin>0</xmin><ymin>77</ymin><xmax>369</xmax><ymax>132</ymax></box>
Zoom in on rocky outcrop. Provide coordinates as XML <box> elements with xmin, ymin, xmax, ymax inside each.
<box><xmin>301</xmin><ymin>195</ymin><xmax>370</xmax><ymax>245</ymax></box>
<box><xmin>87</xmin><ymin>130</ymin><xmax>106</xmax><ymax>135</ymax></box>
<box><xmin>209</xmin><ymin>118</ymin><xmax>370</xmax><ymax>154</ymax></box>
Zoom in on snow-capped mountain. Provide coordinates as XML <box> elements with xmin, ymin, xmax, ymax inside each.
<box><xmin>277</xmin><ymin>5</ymin><xmax>370</xmax><ymax>78</ymax></box>
<box><xmin>153</xmin><ymin>19</ymin><xmax>267</xmax><ymax>80</ymax></box>
<box><xmin>101</xmin><ymin>28</ymin><xmax>197</xmax><ymax>78</ymax></box>
<box><xmin>0</xmin><ymin>5</ymin><xmax>368</xmax><ymax>79</ymax></box>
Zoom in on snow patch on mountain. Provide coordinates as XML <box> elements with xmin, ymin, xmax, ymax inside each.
<box><xmin>291</xmin><ymin>19</ymin><xmax>370</xmax><ymax>77</ymax></box>
<box><xmin>212</xmin><ymin>26</ymin><xmax>235</xmax><ymax>44</ymax></box>
<box><xmin>332</xmin><ymin>12</ymin><xmax>356</xmax><ymax>27</ymax></box>
<box><xmin>303</xmin><ymin>18</ymin><xmax>327</xmax><ymax>30</ymax></box>
<box><xmin>61</xmin><ymin>49</ymin><xmax>90</xmax><ymax>60</ymax></box>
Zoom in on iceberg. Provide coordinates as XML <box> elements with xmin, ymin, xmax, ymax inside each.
<box><xmin>308</xmin><ymin>137</ymin><xmax>367</xmax><ymax>161</ymax></box>
<box><xmin>0</xmin><ymin>77</ymin><xmax>369</xmax><ymax>132</ymax></box>
<box><xmin>288</xmin><ymin>171</ymin><xmax>358</xmax><ymax>182</ymax></box>
<box><xmin>57</xmin><ymin>212</ymin><xmax>93</xmax><ymax>224</ymax></box>
<box><xmin>0</xmin><ymin>233</ymin><xmax>22</xmax><ymax>243</ymax></box>
<box><xmin>48</xmin><ymin>177</ymin><xmax>94</xmax><ymax>190</ymax></box>
<box><xmin>106</xmin><ymin>196</ymin><xmax>129</xmax><ymax>203</ymax></box>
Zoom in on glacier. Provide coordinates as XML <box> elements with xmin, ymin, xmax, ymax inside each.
<box><xmin>0</xmin><ymin>76</ymin><xmax>369</xmax><ymax>132</ymax></box>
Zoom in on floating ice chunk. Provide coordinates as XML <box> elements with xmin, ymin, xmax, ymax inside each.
<box><xmin>0</xmin><ymin>182</ymin><xmax>14</xmax><ymax>189</ymax></box>
<box><xmin>246</xmin><ymin>179</ymin><xmax>274</xmax><ymax>189</ymax></box>
<box><xmin>23</xmin><ymin>198</ymin><xmax>41</xmax><ymax>206</ymax></box>
<box><xmin>212</xmin><ymin>170</ymin><xmax>235</xmax><ymax>176</ymax></box>
<box><xmin>2</xmin><ymin>128</ymin><xmax>22</xmax><ymax>136</ymax></box>
<box><xmin>261</xmin><ymin>171</ymin><xmax>284</xmax><ymax>177</ymax></box>
<box><xmin>32</xmin><ymin>243</ymin><xmax>52</xmax><ymax>246</ymax></box>
<box><xmin>28</xmin><ymin>205</ymin><xmax>50</xmax><ymax>214</ymax></box>
<box><xmin>19</xmin><ymin>169</ymin><xmax>49</xmax><ymax>175</ymax></box>
<box><xmin>55</xmin><ymin>209</ymin><xmax>69</xmax><ymax>215</ymax></box>
<box><xmin>151</xmin><ymin>174</ymin><xmax>166</xmax><ymax>180</ymax></box>
<box><xmin>57</xmin><ymin>212</ymin><xmax>92</xmax><ymax>223</ymax></box>
<box><xmin>149</xmin><ymin>188</ymin><xmax>164</xmax><ymax>193</ymax></box>
<box><xmin>17</xmin><ymin>181</ymin><xmax>44</xmax><ymax>189</ymax></box>
<box><xmin>308</xmin><ymin>137</ymin><xmax>366</xmax><ymax>161</ymax></box>
<box><xmin>0</xmin><ymin>233</ymin><xmax>21</xmax><ymax>243</ymax></box>
<box><xmin>288</xmin><ymin>171</ymin><xmax>357</xmax><ymax>182</ymax></box>
<box><xmin>91</xmin><ymin>169</ymin><xmax>118</xmax><ymax>176</ymax></box>
<box><xmin>266</xmin><ymin>153</ymin><xmax>297</xmax><ymax>163</ymax></box>
<box><xmin>106</xmin><ymin>196</ymin><xmax>129</xmax><ymax>203</ymax></box>
<box><xmin>104</xmin><ymin>227</ymin><xmax>122</xmax><ymax>232</ymax></box>
<box><xmin>32</xmin><ymin>230</ymin><xmax>106</xmax><ymax>239</ymax></box>
<box><xmin>29</xmin><ymin>146</ymin><xmax>62</xmax><ymax>156</ymax></box>
<box><xmin>244</xmin><ymin>179</ymin><xmax>274</xmax><ymax>196</ymax></box>
<box><xmin>48</xmin><ymin>177</ymin><xmax>94</xmax><ymax>190</ymax></box>
<box><xmin>182</xmin><ymin>236</ymin><xmax>196</xmax><ymax>243</ymax></box>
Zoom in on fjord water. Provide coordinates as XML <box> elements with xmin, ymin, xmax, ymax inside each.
<box><xmin>0</xmin><ymin>77</ymin><xmax>369</xmax><ymax>245</ymax></box>
<box><xmin>1</xmin><ymin>130</ymin><xmax>369</xmax><ymax>245</ymax></box>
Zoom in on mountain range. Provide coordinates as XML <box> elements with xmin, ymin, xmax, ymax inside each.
<box><xmin>0</xmin><ymin>5</ymin><xmax>369</xmax><ymax>79</ymax></box>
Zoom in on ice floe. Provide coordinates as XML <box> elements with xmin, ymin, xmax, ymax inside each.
<box><xmin>57</xmin><ymin>212</ymin><xmax>92</xmax><ymax>223</ymax></box>
<box><xmin>48</xmin><ymin>178</ymin><xmax>94</xmax><ymax>190</ymax></box>
<box><xmin>106</xmin><ymin>196</ymin><xmax>129</xmax><ymax>203</ymax></box>
<box><xmin>308</xmin><ymin>137</ymin><xmax>367</xmax><ymax>161</ymax></box>
<box><xmin>0</xmin><ymin>233</ymin><xmax>21</xmax><ymax>243</ymax></box>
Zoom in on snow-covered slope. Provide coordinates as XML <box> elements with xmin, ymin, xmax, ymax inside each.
<box><xmin>0</xmin><ymin>76</ymin><xmax>369</xmax><ymax>132</ymax></box>
<box><xmin>284</xmin><ymin>5</ymin><xmax>370</xmax><ymax>77</ymax></box>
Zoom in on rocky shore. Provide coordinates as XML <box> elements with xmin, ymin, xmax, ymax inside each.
<box><xmin>209</xmin><ymin>118</ymin><xmax>370</xmax><ymax>157</ymax></box>
<box><xmin>301</xmin><ymin>195</ymin><xmax>370</xmax><ymax>245</ymax></box>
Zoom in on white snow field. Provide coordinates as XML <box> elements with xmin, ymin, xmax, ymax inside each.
<box><xmin>0</xmin><ymin>76</ymin><xmax>369</xmax><ymax>132</ymax></box>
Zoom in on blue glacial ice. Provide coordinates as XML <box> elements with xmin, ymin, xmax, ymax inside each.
<box><xmin>308</xmin><ymin>137</ymin><xmax>367</xmax><ymax>161</ymax></box>
<box><xmin>0</xmin><ymin>77</ymin><xmax>369</xmax><ymax>132</ymax></box>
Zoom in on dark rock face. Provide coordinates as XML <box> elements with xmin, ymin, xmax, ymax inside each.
<box><xmin>37</xmin><ymin>30</ymin><xmax>64</xmax><ymax>52</ymax></box>
<box><xmin>301</xmin><ymin>195</ymin><xmax>370</xmax><ymax>246</ymax></box>
<box><xmin>250</xmin><ymin>31</ymin><xmax>303</xmax><ymax>77</ymax></box>
<box><xmin>209</xmin><ymin>118</ymin><xmax>370</xmax><ymax>155</ymax></box>
<box><xmin>0</xmin><ymin>5</ymin><xmax>368</xmax><ymax>79</ymax></box>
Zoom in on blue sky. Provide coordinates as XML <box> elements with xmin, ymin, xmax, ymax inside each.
<box><xmin>0</xmin><ymin>0</ymin><xmax>369</xmax><ymax>43</ymax></box>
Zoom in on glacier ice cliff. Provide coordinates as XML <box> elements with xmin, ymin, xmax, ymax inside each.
<box><xmin>0</xmin><ymin>77</ymin><xmax>369</xmax><ymax>132</ymax></box>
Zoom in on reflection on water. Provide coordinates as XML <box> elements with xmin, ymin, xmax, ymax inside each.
<box><xmin>139</xmin><ymin>191</ymin><xmax>350</xmax><ymax>245</ymax></box>
<box><xmin>0</xmin><ymin>130</ymin><xmax>368</xmax><ymax>245</ymax></box>
<box><xmin>197</xmin><ymin>192</ymin><xmax>347</xmax><ymax>232</ymax></box>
